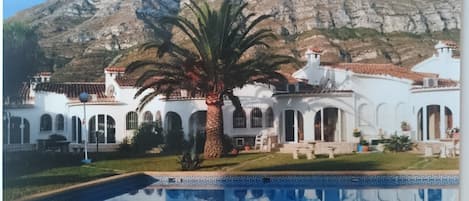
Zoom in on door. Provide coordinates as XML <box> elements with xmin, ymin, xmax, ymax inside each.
<box><xmin>285</xmin><ymin>110</ymin><xmax>295</xmax><ymax>142</ymax></box>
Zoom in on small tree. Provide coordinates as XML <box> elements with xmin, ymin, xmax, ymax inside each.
<box><xmin>385</xmin><ymin>134</ymin><xmax>413</xmax><ymax>152</ymax></box>
<box><xmin>131</xmin><ymin>123</ymin><xmax>164</xmax><ymax>153</ymax></box>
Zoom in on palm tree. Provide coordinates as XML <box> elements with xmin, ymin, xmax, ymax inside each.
<box><xmin>126</xmin><ymin>0</ymin><xmax>294</xmax><ymax>158</ymax></box>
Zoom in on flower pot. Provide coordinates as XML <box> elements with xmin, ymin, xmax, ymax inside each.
<box><xmin>361</xmin><ymin>145</ymin><xmax>369</xmax><ymax>152</ymax></box>
<box><xmin>244</xmin><ymin>145</ymin><xmax>251</xmax><ymax>151</ymax></box>
<box><xmin>230</xmin><ymin>148</ymin><xmax>239</xmax><ymax>155</ymax></box>
<box><xmin>357</xmin><ymin>145</ymin><xmax>362</xmax><ymax>152</ymax></box>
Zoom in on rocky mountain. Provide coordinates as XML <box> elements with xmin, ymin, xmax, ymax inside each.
<box><xmin>6</xmin><ymin>0</ymin><xmax>461</xmax><ymax>82</ymax></box>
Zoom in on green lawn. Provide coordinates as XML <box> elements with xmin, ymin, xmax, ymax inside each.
<box><xmin>3</xmin><ymin>151</ymin><xmax>459</xmax><ymax>201</ymax></box>
<box><xmin>233</xmin><ymin>152</ymin><xmax>459</xmax><ymax>171</ymax></box>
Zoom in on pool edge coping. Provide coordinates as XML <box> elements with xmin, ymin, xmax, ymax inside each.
<box><xmin>17</xmin><ymin>170</ymin><xmax>459</xmax><ymax>201</ymax></box>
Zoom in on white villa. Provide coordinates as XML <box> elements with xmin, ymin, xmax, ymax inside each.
<box><xmin>3</xmin><ymin>41</ymin><xmax>460</xmax><ymax>153</ymax></box>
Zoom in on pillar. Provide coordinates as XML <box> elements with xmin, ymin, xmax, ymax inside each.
<box><xmin>338</xmin><ymin>109</ymin><xmax>342</xmax><ymax>142</ymax></box>
<box><xmin>320</xmin><ymin>108</ymin><xmax>324</xmax><ymax>141</ymax></box>
<box><xmin>440</xmin><ymin>105</ymin><xmax>446</xmax><ymax>139</ymax></box>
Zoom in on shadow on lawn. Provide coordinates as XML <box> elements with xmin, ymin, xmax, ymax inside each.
<box><xmin>5</xmin><ymin>173</ymin><xmax>116</xmax><ymax>189</ymax></box>
<box><xmin>3</xmin><ymin>152</ymin><xmax>83</xmax><ymax>179</ymax></box>
<box><xmin>245</xmin><ymin>159</ymin><xmax>380</xmax><ymax>171</ymax></box>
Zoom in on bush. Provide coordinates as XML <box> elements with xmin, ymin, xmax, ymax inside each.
<box><xmin>118</xmin><ymin>136</ymin><xmax>132</xmax><ymax>152</ymax></box>
<box><xmin>164</xmin><ymin>128</ymin><xmax>185</xmax><ymax>153</ymax></box>
<box><xmin>178</xmin><ymin>152</ymin><xmax>203</xmax><ymax>171</ymax></box>
<box><xmin>385</xmin><ymin>134</ymin><xmax>413</xmax><ymax>152</ymax></box>
<box><xmin>222</xmin><ymin>134</ymin><xmax>234</xmax><ymax>154</ymax></box>
<box><xmin>131</xmin><ymin>123</ymin><xmax>164</xmax><ymax>153</ymax></box>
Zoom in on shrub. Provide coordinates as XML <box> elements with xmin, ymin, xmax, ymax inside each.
<box><xmin>118</xmin><ymin>136</ymin><xmax>132</xmax><ymax>152</ymax></box>
<box><xmin>186</xmin><ymin>132</ymin><xmax>206</xmax><ymax>154</ymax></box>
<box><xmin>385</xmin><ymin>134</ymin><xmax>413</xmax><ymax>152</ymax></box>
<box><xmin>164</xmin><ymin>128</ymin><xmax>185</xmax><ymax>153</ymax></box>
<box><xmin>131</xmin><ymin>123</ymin><xmax>164</xmax><ymax>153</ymax></box>
<box><xmin>178</xmin><ymin>152</ymin><xmax>203</xmax><ymax>171</ymax></box>
<box><xmin>222</xmin><ymin>134</ymin><xmax>234</xmax><ymax>155</ymax></box>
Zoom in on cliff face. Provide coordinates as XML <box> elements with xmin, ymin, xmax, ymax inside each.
<box><xmin>7</xmin><ymin>0</ymin><xmax>461</xmax><ymax>81</ymax></box>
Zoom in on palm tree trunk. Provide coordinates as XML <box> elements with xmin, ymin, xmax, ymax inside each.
<box><xmin>204</xmin><ymin>92</ymin><xmax>224</xmax><ymax>159</ymax></box>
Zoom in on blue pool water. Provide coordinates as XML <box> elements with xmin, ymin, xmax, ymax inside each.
<box><xmin>37</xmin><ymin>174</ymin><xmax>459</xmax><ymax>201</ymax></box>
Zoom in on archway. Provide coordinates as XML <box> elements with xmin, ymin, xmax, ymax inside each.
<box><xmin>314</xmin><ymin>107</ymin><xmax>343</xmax><ymax>142</ymax></box>
<box><xmin>165</xmin><ymin>112</ymin><xmax>182</xmax><ymax>132</ymax></box>
<box><xmin>189</xmin><ymin>111</ymin><xmax>207</xmax><ymax>153</ymax></box>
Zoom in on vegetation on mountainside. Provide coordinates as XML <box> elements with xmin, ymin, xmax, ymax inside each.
<box><xmin>3</xmin><ymin>22</ymin><xmax>51</xmax><ymax>97</ymax></box>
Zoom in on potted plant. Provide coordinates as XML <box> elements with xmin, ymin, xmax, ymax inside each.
<box><xmin>360</xmin><ymin>140</ymin><xmax>370</xmax><ymax>152</ymax></box>
<box><xmin>400</xmin><ymin>121</ymin><xmax>411</xmax><ymax>131</ymax></box>
<box><xmin>353</xmin><ymin>128</ymin><xmax>362</xmax><ymax>138</ymax></box>
<box><xmin>353</xmin><ymin>128</ymin><xmax>362</xmax><ymax>151</ymax></box>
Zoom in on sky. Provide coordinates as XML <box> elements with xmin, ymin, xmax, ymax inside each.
<box><xmin>3</xmin><ymin>0</ymin><xmax>46</xmax><ymax>19</ymax></box>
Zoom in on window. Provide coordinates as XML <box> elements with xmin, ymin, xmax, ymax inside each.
<box><xmin>143</xmin><ymin>111</ymin><xmax>153</xmax><ymax>123</ymax></box>
<box><xmin>155</xmin><ymin>111</ymin><xmax>162</xmax><ymax>127</ymax></box>
<box><xmin>126</xmin><ymin>111</ymin><xmax>138</xmax><ymax>130</ymax></box>
<box><xmin>56</xmin><ymin>114</ymin><xmax>64</xmax><ymax>131</ymax></box>
<box><xmin>71</xmin><ymin>116</ymin><xmax>82</xmax><ymax>143</ymax></box>
<box><xmin>233</xmin><ymin>109</ymin><xmax>246</xmax><ymax>128</ymax></box>
<box><xmin>40</xmin><ymin>114</ymin><xmax>52</xmax><ymax>131</ymax></box>
<box><xmin>251</xmin><ymin>108</ymin><xmax>263</xmax><ymax>128</ymax></box>
<box><xmin>88</xmin><ymin>114</ymin><xmax>116</xmax><ymax>144</ymax></box>
<box><xmin>265</xmin><ymin>107</ymin><xmax>274</xmax><ymax>128</ymax></box>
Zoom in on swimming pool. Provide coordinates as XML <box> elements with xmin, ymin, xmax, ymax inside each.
<box><xmin>33</xmin><ymin>172</ymin><xmax>459</xmax><ymax>201</ymax></box>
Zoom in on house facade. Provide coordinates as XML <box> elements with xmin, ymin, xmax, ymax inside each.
<box><xmin>3</xmin><ymin>41</ymin><xmax>460</xmax><ymax>153</ymax></box>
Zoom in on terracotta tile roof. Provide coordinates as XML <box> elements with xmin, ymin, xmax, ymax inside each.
<box><xmin>36</xmin><ymin>72</ymin><xmax>52</xmax><ymax>76</ymax></box>
<box><xmin>34</xmin><ymin>82</ymin><xmax>106</xmax><ymax>99</ymax></box>
<box><xmin>329</xmin><ymin>63</ymin><xmax>437</xmax><ymax>83</ymax></box>
<box><xmin>115</xmin><ymin>76</ymin><xmax>136</xmax><ymax>86</ymax></box>
<box><xmin>413</xmin><ymin>78</ymin><xmax>459</xmax><ymax>89</ymax></box>
<box><xmin>308</xmin><ymin>47</ymin><xmax>323</xmax><ymax>54</ymax></box>
<box><xmin>443</xmin><ymin>40</ymin><xmax>458</xmax><ymax>49</ymax></box>
<box><xmin>105</xmin><ymin>66</ymin><xmax>126</xmax><ymax>72</ymax></box>
<box><xmin>275</xmin><ymin>70</ymin><xmax>301</xmax><ymax>84</ymax></box>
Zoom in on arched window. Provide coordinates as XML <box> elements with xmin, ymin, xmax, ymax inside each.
<box><xmin>233</xmin><ymin>109</ymin><xmax>246</xmax><ymax>128</ymax></box>
<box><xmin>251</xmin><ymin>108</ymin><xmax>263</xmax><ymax>128</ymax></box>
<box><xmin>164</xmin><ymin>112</ymin><xmax>182</xmax><ymax>133</ymax></box>
<box><xmin>56</xmin><ymin>114</ymin><xmax>64</xmax><ymax>131</ymax></box>
<box><xmin>88</xmin><ymin>114</ymin><xmax>116</xmax><ymax>144</ymax></box>
<box><xmin>155</xmin><ymin>111</ymin><xmax>162</xmax><ymax>128</ymax></box>
<box><xmin>40</xmin><ymin>114</ymin><xmax>52</xmax><ymax>131</ymax></box>
<box><xmin>265</xmin><ymin>107</ymin><xmax>274</xmax><ymax>128</ymax></box>
<box><xmin>143</xmin><ymin>111</ymin><xmax>153</xmax><ymax>123</ymax></box>
<box><xmin>126</xmin><ymin>111</ymin><xmax>138</xmax><ymax>130</ymax></box>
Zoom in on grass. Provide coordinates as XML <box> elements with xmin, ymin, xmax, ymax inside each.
<box><xmin>3</xmin><ymin>151</ymin><xmax>458</xmax><ymax>200</ymax></box>
<box><xmin>233</xmin><ymin>152</ymin><xmax>459</xmax><ymax>171</ymax></box>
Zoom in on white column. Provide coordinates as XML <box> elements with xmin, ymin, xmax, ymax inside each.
<box><xmin>440</xmin><ymin>105</ymin><xmax>446</xmax><ymax>139</ymax></box>
<box><xmin>321</xmin><ymin>108</ymin><xmax>324</xmax><ymax>141</ymax></box>
<box><xmin>422</xmin><ymin>106</ymin><xmax>428</xmax><ymax>141</ymax></box>
<box><xmin>338</xmin><ymin>109</ymin><xmax>342</xmax><ymax>142</ymax></box>
<box><xmin>460</xmin><ymin>0</ymin><xmax>469</xmax><ymax>199</ymax></box>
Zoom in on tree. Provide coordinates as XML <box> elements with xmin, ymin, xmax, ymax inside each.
<box><xmin>3</xmin><ymin>22</ymin><xmax>49</xmax><ymax>97</ymax></box>
<box><xmin>127</xmin><ymin>0</ymin><xmax>295</xmax><ymax>158</ymax></box>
